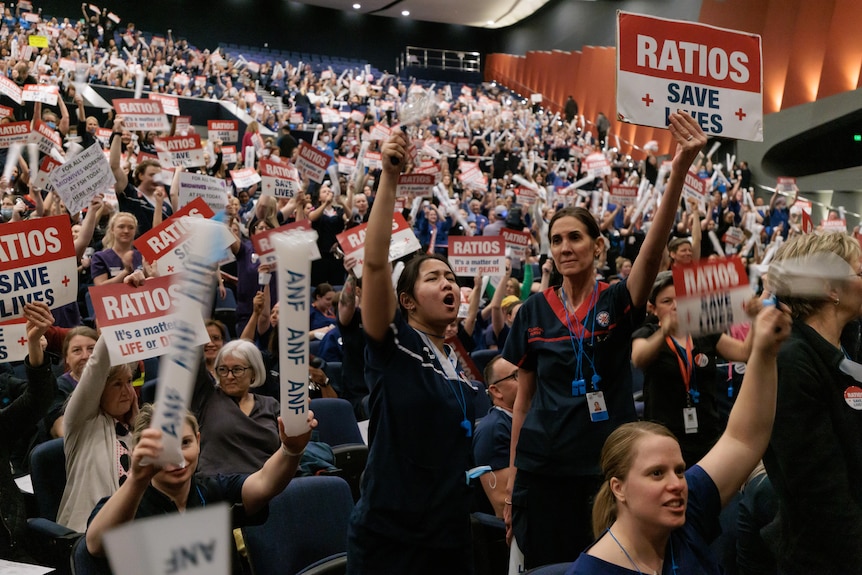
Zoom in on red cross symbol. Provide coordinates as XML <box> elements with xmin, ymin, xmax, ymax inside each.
<box><xmin>167</xmin><ymin>266</ymin><xmax>174</xmax><ymax>273</ymax></box>
<box><xmin>642</xmin><ymin>93</ymin><xmax>654</xmax><ymax>107</ymax></box>
<box><xmin>61</xmin><ymin>275</ymin><xmax>70</xmax><ymax>287</ymax></box>
<box><xmin>735</xmin><ymin>108</ymin><xmax>747</xmax><ymax>121</ymax></box>
<box><xmin>18</xmin><ymin>337</ymin><xmax>27</xmax><ymax>346</ymax></box>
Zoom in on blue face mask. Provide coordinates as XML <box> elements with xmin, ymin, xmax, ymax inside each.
<box><xmin>45</xmin><ymin>121</ymin><xmax>56</xmax><ymax>130</ymax></box>
<box><xmin>1</xmin><ymin>208</ymin><xmax>11</xmax><ymax>220</ymax></box>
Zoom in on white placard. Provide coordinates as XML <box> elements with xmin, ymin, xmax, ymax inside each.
<box><xmin>177</xmin><ymin>172</ymin><xmax>228</xmax><ymax>213</ymax></box>
<box><xmin>103</xmin><ymin>504</ymin><xmax>230</xmax><ymax>575</ymax></box>
<box><xmin>49</xmin><ymin>143</ymin><xmax>115</xmax><ymax>216</ymax></box>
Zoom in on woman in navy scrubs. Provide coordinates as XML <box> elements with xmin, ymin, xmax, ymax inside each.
<box><xmin>347</xmin><ymin>131</ymin><xmax>476</xmax><ymax>574</ymax></box>
<box><xmin>502</xmin><ymin>113</ymin><xmax>708</xmax><ymax>568</ymax></box>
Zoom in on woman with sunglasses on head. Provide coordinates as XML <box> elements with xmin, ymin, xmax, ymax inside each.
<box><xmin>567</xmin><ymin>305</ymin><xmax>790</xmax><ymax>575</ymax></box>
<box><xmin>501</xmin><ymin>113</ymin><xmax>708</xmax><ymax>568</ymax></box>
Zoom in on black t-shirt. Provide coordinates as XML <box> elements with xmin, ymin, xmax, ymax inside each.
<box><xmin>117</xmin><ymin>182</ymin><xmax>173</xmax><ymax>238</ymax></box>
<box><xmin>633</xmin><ymin>323</ymin><xmax>722</xmax><ymax>465</ymax></box>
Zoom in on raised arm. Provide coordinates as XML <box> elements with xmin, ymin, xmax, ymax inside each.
<box><xmin>337</xmin><ymin>273</ymin><xmax>358</xmax><ymax>327</ymax></box>
<box><xmin>64</xmin><ymin>336</ymin><xmax>113</xmax><ymax>433</ymax></box>
<box><xmin>627</xmin><ymin>113</ymin><xmax>706</xmax><ymax>307</ymax></box>
<box><xmin>110</xmin><ymin>117</ymin><xmax>130</xmax><ymax>193</ymax></box>
<box><xmin>74</xmin><ymin>194</ymin><xmax>104</xmax><ymax>259</ymax></box>
<box><xmin>698</xmin><ymin>305</ymin><xmax>790</xmax><ymax>506</ymax></box>
<box><xmin>240</xmin><ymin>414</ymin><xmax>314</xmax><ymax>514</ymax></box>
<box><xmin>361</xmin><ymin>131</ymin><xmax>408</xmax><ymax>342</ymax></box>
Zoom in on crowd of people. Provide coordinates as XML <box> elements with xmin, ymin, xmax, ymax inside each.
<box><xmin>0</xmin><ymin>3</ymin><xmax>859</xmax><ymax>575</ymax></box>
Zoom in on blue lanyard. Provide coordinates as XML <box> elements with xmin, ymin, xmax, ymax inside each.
<box><xmin>562</xmin><ymin>281</ymin><xmax>600</xmax><ymax>391</ymax></box>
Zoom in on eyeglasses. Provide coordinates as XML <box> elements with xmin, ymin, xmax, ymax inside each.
<box><xmin>216</xmin><ymin>365</ymin><xmax>250</xmax><ymax>378</ymax></box>
<box><xmin>490</xmin><ymin>370</ymin><xmax>518</xmax><ymax>387</ymax></box>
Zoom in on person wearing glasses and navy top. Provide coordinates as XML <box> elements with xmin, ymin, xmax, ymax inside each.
<box><xmin>632</xmin><ymin>271</ymin><xmax>752</xmax><ymax>466</ymax></box>
<box><xmin>473</xmin><ymin>355</ymin><xmax>519</xmax><ymax>519</ymax></box>
<box><xmin>347</xmin><ymin>131</ymin><xmax>477</xmax><ymax>574</ymax></box>
<box><xmin>501</xmin><ymin>113</ymin><xmax>709</xmax><ymax>569</ymax></box>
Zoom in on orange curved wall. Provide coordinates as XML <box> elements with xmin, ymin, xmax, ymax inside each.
<box><xmin>485</xmin><ymin>0</ymin><xmax>862</xmax><ymax>158</ymax></box>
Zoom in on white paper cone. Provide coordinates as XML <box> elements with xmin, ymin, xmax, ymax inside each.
<box><xmin>273</xmin><ymin>230</ymin><xmax>319</xmax><ymax>436</ymax></box>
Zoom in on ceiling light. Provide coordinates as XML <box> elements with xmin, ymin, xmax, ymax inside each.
<box><xmin>487</xmin><ymin>20</ymin><xmax>494</xmax><ymax>25</ymax></box>
<box><xmin>352</xmin><ymin>3</ymin><xmax>360</xmax><ymax>8</ymax></box>
<box><xmin>401</xmin><ymin>10</ymin><xmax>410</xmax><ymax>16</ymax></box>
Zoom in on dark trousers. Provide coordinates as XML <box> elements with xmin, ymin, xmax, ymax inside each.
<box><xmin>347</xmin><ymin>521</ymin><xmax>474</xmax><ymax>575</ymax></box>
<box><xmin>512</xmin><ymin>470</ymin><xmax>603</xmax><ymax>570</ymax></box>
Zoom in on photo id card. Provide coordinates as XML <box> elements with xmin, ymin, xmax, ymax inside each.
<box><xmin>683</xmin><ymin>407</ymin><xmax>698</xmax><ymax>434</ymax></box>
<box><xmin>587</xmin><ymin>391</ymin><xmax>609</xmax><ymax>422</ymax></box>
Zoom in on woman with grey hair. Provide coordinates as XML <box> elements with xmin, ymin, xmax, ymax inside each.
<box><xmin>191</xmin><ymin>339</ymin><xmax>281</xmax><ymax>476</ymax></box>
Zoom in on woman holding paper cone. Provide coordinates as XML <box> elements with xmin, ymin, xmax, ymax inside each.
<box><xmin>501</xmin><ymin>113</ymin><xmax>708</xmax><ymax>569</ymax></box>
<box><xmin>57</xmin><ymin>336</ymin><xmax>138</xmax><ymax>532</ymax></box>
<box><xmin>347</xmin><ymin>130</ymin><xmax>476</xmax><ymax>574</ymax></box>
<box><xmin>84</xmin><ymin>403</ymin><xmax>315</xmax><ymax>560</ymax></box>
<box><xmin>762</xmin><ymin>232</ymin><xmax>862</xmax><ymax>574</ymax></box>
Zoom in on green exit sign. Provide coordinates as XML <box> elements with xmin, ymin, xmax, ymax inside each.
<box><xmin>855</xmin><ymin>134</ymin><xmax>862</xmax><ymax>142</ymax></box>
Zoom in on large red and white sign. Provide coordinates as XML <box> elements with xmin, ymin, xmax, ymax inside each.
<box><xmin>500</xmin><ymin>228</ymin><xmax>533</xmax><ymax>261</ymax></box>
<box><xmin>0</xmin><ymin>77</ymin><xmax>22</xmax><ymax>104</ymax></box>
<box><xmin>682</xmin><ymin>170</ymin><xmax>708</xmax><ymax>206</ymax></box>
<box><xmin>617</xmin><ymin>12</ymin><xmax>763</xmax><ymax>141</ymax></box>
<box><xmin>88</xmin><ymin>275</ymin><xmax>209</xmax><ymax>365</ymax></box>
<box><xmin>0</xmin><ymin>216</ymin><xmax>77</xmax><ymax>321</ymax></box>
<box><xmin>32</xmin><ymin>155</ymin><xmax>62</xmax><ymax>191</ymax></box>
<box><xmin>28</xmin><ymin>119</ymin><xmax>62</xmax><ymax>155</ymax></box>
<box><xmin>22</xmin><ymin>84</ymin><xmax>59</xmax><ymax>106</ymax></box>
<box><xmin>155</xmin><ymin>134</ymin><xmax>205</xmax><ymax>168</ymax></box>
<box><xmin>147</xmin><ymin>93</ymin><xmax>179</xmax><ymax>116</ymax></box>
<box><xmin>447</xmin><ymin>237</ymin><xmax>506</xmax><ymax>277</ymax></box>
<box><xmin>49</xmin><ymin>143</ymin><xmax>115</xmax><ymax>216</ymax></box>
<box><xmin>252</xmin><ymin>220</ymin><xmax>320</xmax><ymax>266</ymax></box>
<box><xmin>134</xmin><ymin>198</ymin><xmax>217</xmax><ymax>276</ymax></box>
<box><xmin>207</xmin><ymin>119</ymin><xmax>238</xmax><ymax>143</ymax></box>
<box><xmin>672</xmin><ymin>257</ymin><xmax>750</xmax><ymax>336</ymax></box>
<box><xmin>114</xmin><ymin>98</ymin><xmax>171</xmax><ymax>131</ymax></box>
<box><xmin>0</xmin><ymin>319</ymin><xmax>31</xmax><ymax>363</ymax></box>
<box><xmin>610</xmin><ymin>185</ymin><xmax>639</xmax><ymax>206</ymax></box>
<box><xmin>295</xmin><ymin>141</ymin><xmax>332</xmax><ymax>183</ymax></box>
<box><xmin>0</xmin><ymin>121</ymin><xmax>30</xmax><ymax>148</ymax></box>
<box><xmin>396</xmin><ymin>173</ymin><xmax>435</xmax><ymax>197</ymax></box>
<box><xmin>584</xmin><ymin>152</ymin><xmax>611</xmax><ymax>179</ymax></box>
<box><xmin>822</xmin><ymin>218</ymin><xmax>847</xmax><ymax>233</ymax></box>
<box><xmin>259</xmin><ymin>158</ymin><xmax>300</xmax><ymax>198</ymax></box>
<box><xmin>229</xmin><ymin>167</ymin><xmax>261</xmax><ymax>189</ymax></box>
<box><xmin>516</xmin><ymin>187</ymin><xmax>537</xmax><ymax>207</ymax></box>
<box><xmin>336</xmin><ymin>212</ymin><xmax>420</xmax><ymax>278</ymax></box>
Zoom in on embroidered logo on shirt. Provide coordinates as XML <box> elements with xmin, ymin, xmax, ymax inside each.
<box><xmin>596</xmin><ymin>311</ymin><xmax>610</xmax><ymax>328</ymax></box>
<box><xmin>527</xmin><ymin>326</ymin><xmax>543</xmax><ymax>338</ymax></box>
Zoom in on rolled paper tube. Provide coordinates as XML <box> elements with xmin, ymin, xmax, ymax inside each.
<box><xmin>147</xmin><ymin>219</ymin><xmax>224</xmax><ymax>467</ymax></box>
<box><xmin>2</xmin><ymin>144</ymin><xmax>22</xmax><ymax>185</ymax></box>
<box><xmin>26</xmin><ymin>143</ymin><xmax>38</xmax><ymax>183</ymax></box>
<box><xmin>706</xmin><ymin>141</ymin><xmax>720</xmax><ymax>160</ymax></box>
<box><xmin>272</xmin><ymin>229</ymin><xmax>319</xmax><ymax>436</ymax></box>
<box><xmin>708</xmin><ymin>230</ymin><xmax>725</xmax><ymax>256</ymax></box>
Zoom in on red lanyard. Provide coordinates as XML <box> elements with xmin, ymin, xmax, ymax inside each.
<box><xmin>665</xmin><ymin>335</ymin><xmax>694</xmax><ymax>393</ymax></box>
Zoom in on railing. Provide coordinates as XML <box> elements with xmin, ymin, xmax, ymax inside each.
<box><xmin>396</xmin><ymin>46</ymin><xmax>481</xmax><ymax>74</ymax></box>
